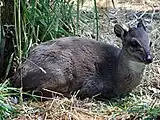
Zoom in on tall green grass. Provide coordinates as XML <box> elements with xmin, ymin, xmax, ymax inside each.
<box><xmin>15</xmin><ymin>0</ymin><xmax>76</xmax><ymax>60</ymax></box>
<box><xmin>14</xmin><ymin>0</ymin><xmax>99</xmax><ymax>58</ymax></box>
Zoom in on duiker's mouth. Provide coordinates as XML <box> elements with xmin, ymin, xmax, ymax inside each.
<box><xmin>135</xmin><ymin>55</ymin><xmax>153</xmax><ymax>65</ymax></box>
<box><xmin>144</xmin><ymin>59</ymin><xmax>153</xmax><ymax>64</ymax></box>
<box><xmin>134</xmin><ymin>57</ymin><xmax>151</xmax><ymax>65</ymax></box>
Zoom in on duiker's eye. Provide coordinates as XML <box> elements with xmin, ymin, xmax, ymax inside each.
<box><xmin>129</xmin><ymin>41</ymin><xmax>140</xmax><ymax>48</ymax></box>
<box><xmin>149</xmin><ymin>42</ymin><xmax>152</xmax><ymax>47</ymax></box>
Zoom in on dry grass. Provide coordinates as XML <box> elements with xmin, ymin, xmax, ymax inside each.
<box><xmin>13</xmin><ymin>92</ymin><xmax>160</xmax><ymax>119</ymax></box>
<box><xmin>12</xmin><ymin>1</ymin><xmax>160</xmax><ymax>120</ymax></box>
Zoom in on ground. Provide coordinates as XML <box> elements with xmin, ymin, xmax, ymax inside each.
<box><xmin>12</xmin><ymin>1</ymin><xmax>160</xmax><ymax>119</ymax></box>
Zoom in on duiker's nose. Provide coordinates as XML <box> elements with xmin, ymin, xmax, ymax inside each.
<box><xmin>145</xmin><ymin>54</ymin><xmax>153</xmax><ymax>64</ymax></box>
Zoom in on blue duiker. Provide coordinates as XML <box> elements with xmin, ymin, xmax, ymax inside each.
<box><xmin>13</xmin><ymin>20</ymin><xmax>152</xmax><ymax>99</ymax></box>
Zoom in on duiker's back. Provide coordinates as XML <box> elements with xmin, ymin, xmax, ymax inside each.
<box><xmin>13</xmin><ymin>20</ymin><xmax>152</xmax><ymax>99</ymax></box>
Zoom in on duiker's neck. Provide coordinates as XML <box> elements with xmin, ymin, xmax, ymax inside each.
<box><xmin>115</xmin><ymin>48</ymin><xmax>146</xmax><ymax>95</ymax></box>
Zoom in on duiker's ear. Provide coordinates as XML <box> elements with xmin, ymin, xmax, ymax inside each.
<box><xmin>114</xmin><ymin>24</ymin><xmax>127</xmax><ymax>39</ymax></box>
<box><xmin>137</xmin><ymin>20</ymin><xmax>146</xmax><ymax>31</ymax></box>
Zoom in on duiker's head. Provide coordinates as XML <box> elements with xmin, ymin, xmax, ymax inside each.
<box><xmin>114</xmin><ymin>20</ymin><xmax>153</xmax><ymax>64</ymax></box>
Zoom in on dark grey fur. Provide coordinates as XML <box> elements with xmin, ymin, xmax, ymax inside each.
<box><xmin>12</xmin><ymin>21</ymin><xmax>152</xmax><ymax>99</ymax></box>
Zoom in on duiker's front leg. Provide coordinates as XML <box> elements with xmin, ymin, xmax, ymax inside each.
<box><xmin>78</xmin><ymin>75</ymin><xmax>115</xmax><ymax>99</ymax></box>
<box><xmin>78</xmin><ymin>75</ymin><xmax>104</xmax><ymax>99</ymax></box>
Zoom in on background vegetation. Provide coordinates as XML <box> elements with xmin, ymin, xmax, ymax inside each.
<box><xmin>0</xmin><ymin>0</ymin><xmax>160</xmax><ymax>119</ymax></box>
